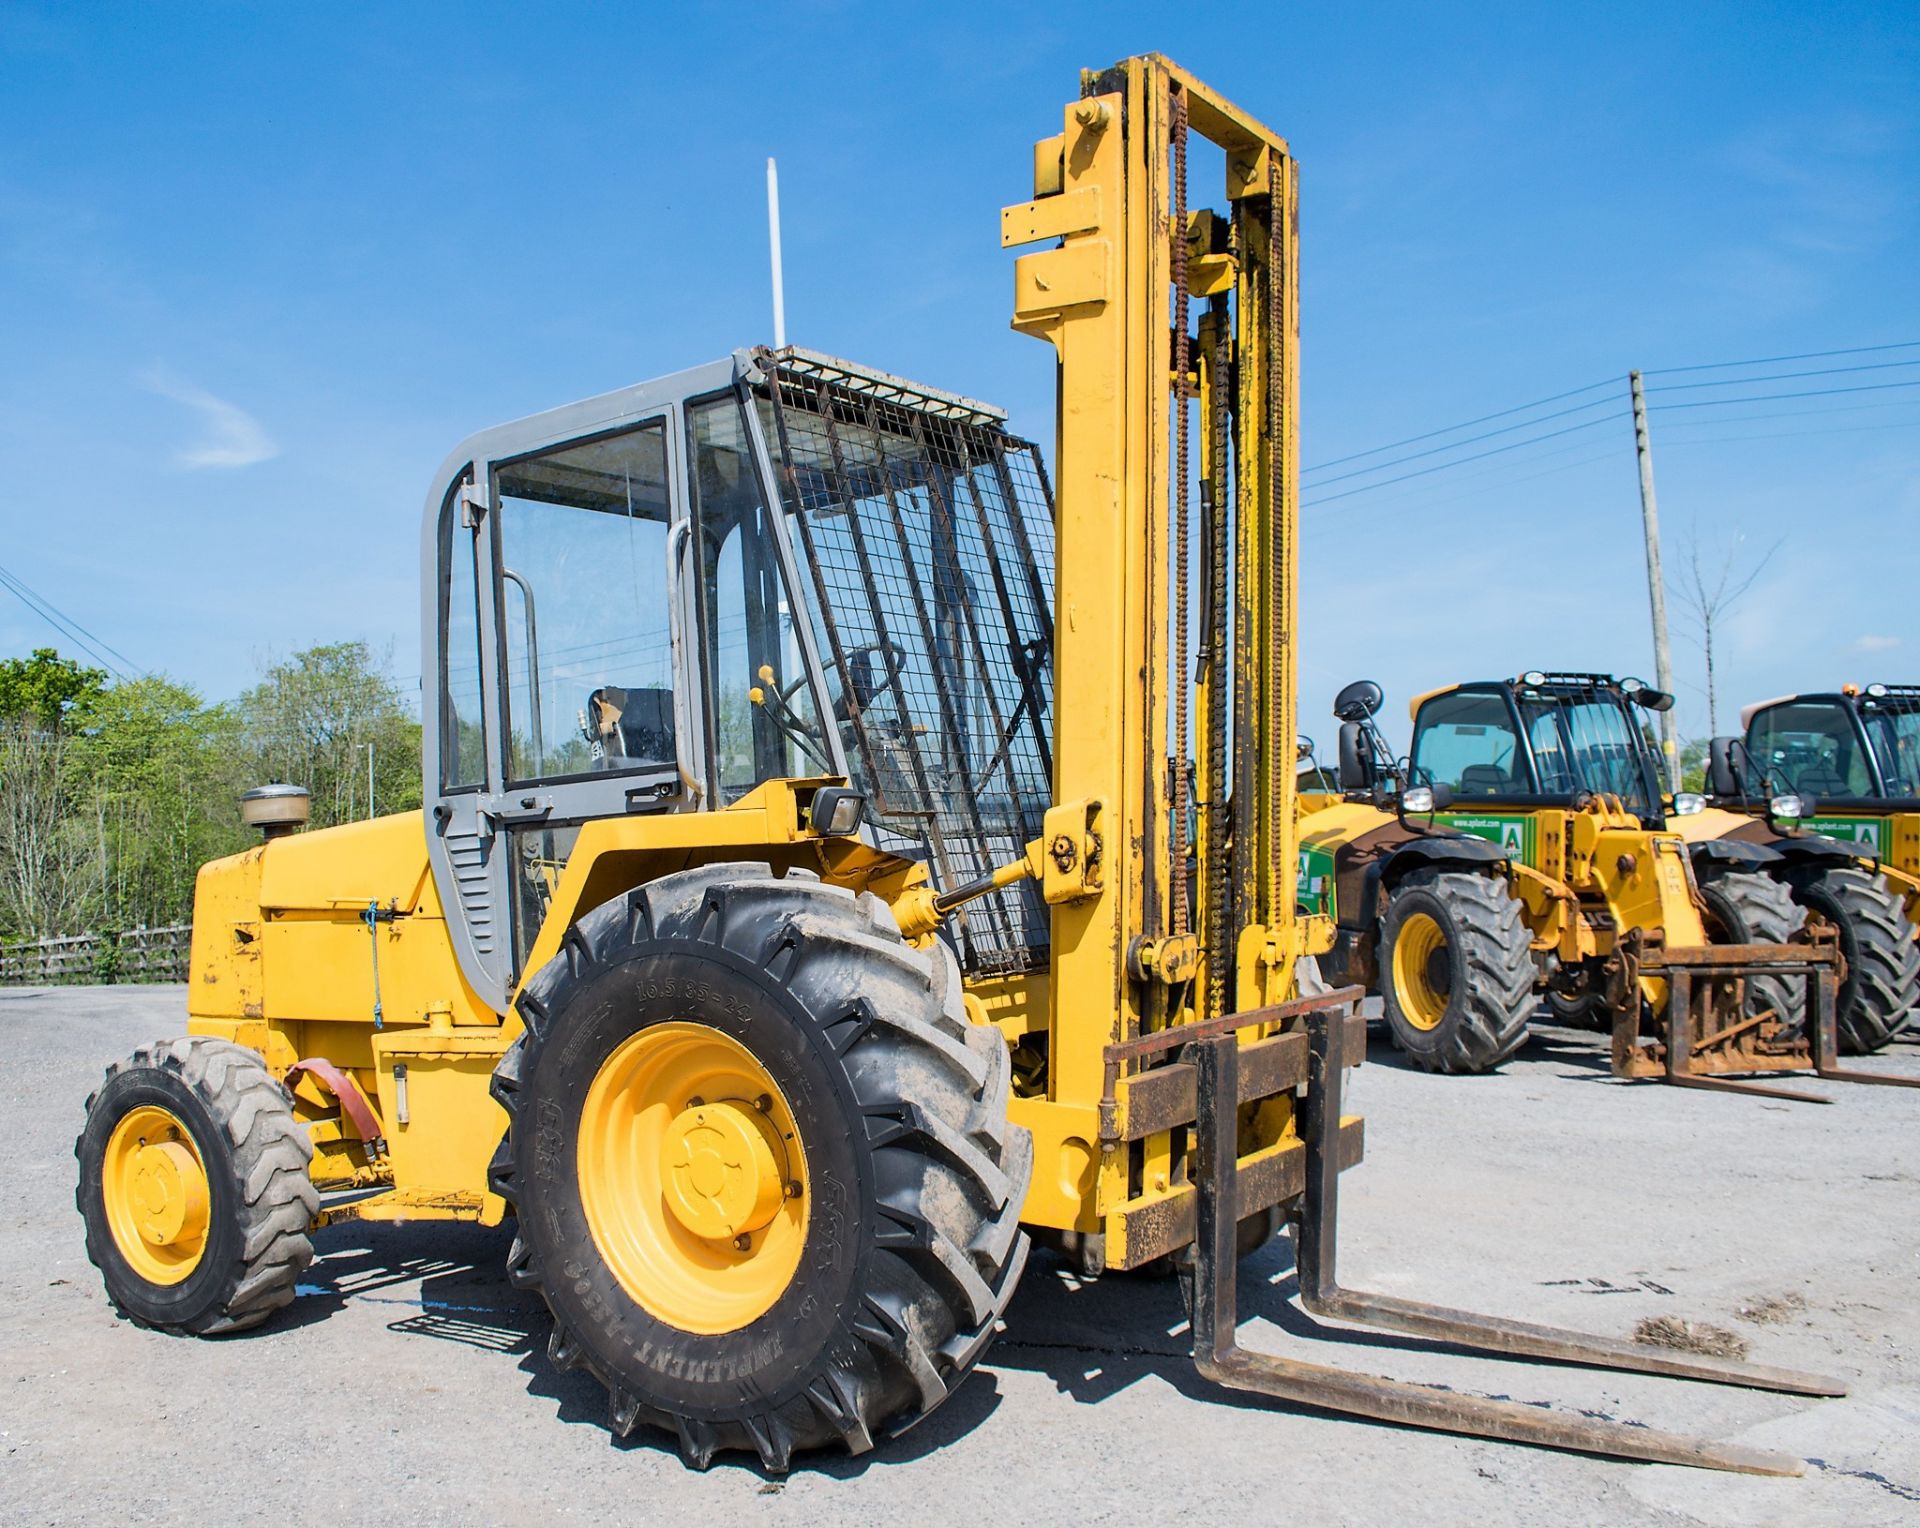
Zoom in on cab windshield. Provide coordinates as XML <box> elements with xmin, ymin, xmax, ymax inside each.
<box><xmin>1519</xmin><ymin>694</ymin><xmax>1660</xmax><ymax>822</ymax></box>
<box><xmin>1859</xmin><ymin>698</ymin><xmax>1920</xmax><ymax>798</ymax></box>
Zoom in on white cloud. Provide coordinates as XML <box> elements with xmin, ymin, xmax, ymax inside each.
<box><xmin>1856</xmin><ymin>635</ymin><xmax>1901</xmax><ymax>652</ymax></box>
<box><xmin>140</xmin><ymin>367</ymin><xmax>277</xmax><ymax>469</ymax></box>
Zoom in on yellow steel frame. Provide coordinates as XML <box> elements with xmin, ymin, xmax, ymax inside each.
<box><xmin>1003</xmin><ymin>55</ymin><xmax>1307</xmax><ymax>1261</ymax></box>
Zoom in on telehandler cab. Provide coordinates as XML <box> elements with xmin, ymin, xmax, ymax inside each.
<box><xmin>75</xmin><ymin>56</ymin><xmax>1840</xmax><ymax>1475</ymax></box>
<box><xmin>1304</xmin><ymin>671</ymin><xmax>1917</xmax><ymax>1100</ymax></box>
<box><xmin>1679</xmin><ymin>683</ymin><xmax>1920</xmax><ymax>1052</ymax></box>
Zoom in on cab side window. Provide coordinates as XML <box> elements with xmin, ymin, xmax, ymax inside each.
<box><xmin>1412</xmin><ymin>692</ymin><xmax>1524</xmax><ymax>799</ymax></box>
<box><xmin>494</xmin><ymin>423</ymin><xmax>677</xmax><ymax>783</ymax></box>
<box><xmin>440</xmin><ymin>476</ymin><xmax>487</xmax><ymax>790</ymax></box>
<box><xmin>1748</xmin><ymin>702</ymin><xmax>1872</xmax><ymax>798</ymax></box>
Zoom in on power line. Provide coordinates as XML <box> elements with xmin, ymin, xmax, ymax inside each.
<box><xmin>1301</xmin><ymin>446</ymin><xmax>1620</xmax><ymax>535</ymax></box>
<box><xmin>1301</xmin><ymin>377</ymin><xmax>1618</xmax><ymax>475</ymax></box>
<box><xmin>1301</xmin><ymin>412</ymin><xmax>1627</xmax><ymax>509</ymax></box>
<box><xmin>1304</xmin><ymin>393</ymin><xmax>1620</xmax><ymax>490</ymax></box>
<box><xmin>0</xmin><ymin>562</ymin><xmax>140</xmax><ymax>679</ymax></box>
<box><xmin>1657</xmin><ymin>397</ymin><xmax>1920</xmax><ymax>430</ymax></box>
<box><xmin>1655</xmin><ymin>417</ymin><xmax>1920</xmax><ymax>449</ymax></box>
<box><xmin>1643</xmin><ymin>357</ymin><xmax>1920</xmax><ymax>394</ymax></box>
<box><xmin>1653</xmin><ymin>378</ymin><xmax>1920</xmax><ymax>411</ymax></box>
<box><xmin>1640</xmin><ymin>339</ymin><xmax>1920</xmax><ymax>377</ymax></box>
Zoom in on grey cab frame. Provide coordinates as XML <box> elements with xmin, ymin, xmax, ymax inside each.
<box><xmin>419</xmin><ymin>351</ymin><xmax>845</xmax><ymax>1012</ymax></box>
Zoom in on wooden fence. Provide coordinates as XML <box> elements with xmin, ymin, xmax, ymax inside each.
<box><xmin>0</xmin><ymin>925</ymin><xmax>194</xmax><ymax>986</ymax></box>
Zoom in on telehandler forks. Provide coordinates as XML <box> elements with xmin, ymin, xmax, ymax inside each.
<box><xmin>1183</xmin><ymin>991</ymin><xmax>1836</xmax><ymax>1474</ymax></box>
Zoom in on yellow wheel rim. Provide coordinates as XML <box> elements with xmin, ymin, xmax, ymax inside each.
<box><xmin>102</xmin><ymin>1104</ymin><xmax>211</xmax><ymax>1285</ymax></box>
<box><xmin>578</xmin><ymin>1022</ymin><xmax>809</xmax><ymax>1335</ymax></box>
<box><xmin>1392</xmin><ymin>911</ymin><xmax>1452</xmax><ymax>1032</ymax></box>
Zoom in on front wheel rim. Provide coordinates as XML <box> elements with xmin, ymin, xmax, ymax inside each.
<box><xmin>1392</xmin><ymin>911</ymin><xmax>1452</xmax><ymax>1032</ymax></box>
<box><xmin>102</xmin><ymin>1104</ymin><xmax>211</xmax><ymax>1285</ymax></box>
<box><xmin>577</xmin><ymin>1022</ymin><xmax>810</xmax><ymax>1335</ymax></box>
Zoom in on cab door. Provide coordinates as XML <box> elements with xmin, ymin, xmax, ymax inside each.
<box><xmin>425</xmin><ymin>406</ymin><xmax>704</xmax><ymax>1010</ymax></box>
<box><xmin>484</xmin><ymin>410</ymin><xmax>705</xmax><ymax>966</ymax></box>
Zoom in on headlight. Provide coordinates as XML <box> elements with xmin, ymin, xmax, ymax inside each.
<box><xmin>1769</xmin><ymin>793</ymin><xmax>1806</xmax><ymax>820</ymax></box>
<box><xmin>1521</xmin><ymin>670</ymin><xmax>1547</xmax><ymax>687</ymax></box>
<box><xmin>1670</xmin><ymin>792</ymin><xmax>1705</xmax><ymax>816</ymax></box>
<box><xmin>810</xmin><ymin>786</ymin><xmax>866</xmax><ymax>836</ymax></box>
<box><xmin>1402</xmin><ymin>785</ymin><xmax>1435</xmax><ymax>813</ymax></box>
<box><xmin>1866</xmin><ymin>683</ymin><xmax>1888</xmax><ymax>698</ymax></box>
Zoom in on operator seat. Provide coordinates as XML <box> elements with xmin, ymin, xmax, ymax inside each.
<box><xmin>1458</xmin><ymin>764</ymin><xmax>1513</xmax><ymax>798</ymax></box>
<box><xmin>587</xmin><ymin>685</ymin><xmax>676</xmax><ymax>768</ymax></box>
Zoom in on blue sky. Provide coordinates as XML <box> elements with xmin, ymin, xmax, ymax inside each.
<box><xmin>2</xmin><ymin>2</ymin><xmax>1915</xmax><ymax>750</ymax></box>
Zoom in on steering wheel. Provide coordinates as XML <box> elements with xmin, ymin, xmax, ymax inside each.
<box><xmin>837</xmin><ymin>639</ymin><xmax>907</xmax><ymax>721</ymax></box>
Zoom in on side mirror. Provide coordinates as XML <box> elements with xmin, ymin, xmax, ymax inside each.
<box><xmin>1337</xmin><ymin>721</ymin><xmax>1374</xmax><ymax>793</ymax></box>
<box><xmin>1706</xmin><ymin>738</ymin><xmax>1741</xmax><ymax>799</ymax></box>
<box><xmin>1631</xmin><ymin>687</ymin><xmax>1675</xmax><ymax>713</ymax></box>
<box><xmin>1333</xmin><ymin>678</ymin><xmax>1384</xmax><ymax>723</ymax></box>
<box><xmin>1296</xmin><ymin>734</ymin><xmax>1314</xmax><ymax>761</ymax></box>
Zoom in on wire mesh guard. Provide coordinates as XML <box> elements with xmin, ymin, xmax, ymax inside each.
<box><xmin>755</xmin><ymin>349</ymin><xmax>1057</xmax><ymax>976</ymax></box>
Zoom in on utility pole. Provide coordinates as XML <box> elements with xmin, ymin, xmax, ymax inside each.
<box><xmin>367</xmin><ymin>742</ymin><xmax>376</xmax><ymax>820</ymax></box>
<box><xmin>1629</xmin><ymin>370</ymin><xmax>1678</xmax><ymax>791</ymax></box>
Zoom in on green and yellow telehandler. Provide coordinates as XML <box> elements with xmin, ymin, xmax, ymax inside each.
<box><xmin>1303</xmin><ymin>671</ymin><xmax>1919</xmax><ymax>1099</ymax></box>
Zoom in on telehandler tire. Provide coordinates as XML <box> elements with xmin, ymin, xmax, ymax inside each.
<box><xmin>1379</xmin><ymin>868</ymin><xmax>1534</xmax><ymax>1074</ymax></box>
<box><xmin>1787</xmin><ymin>865</ymin><xmax>1919</xmax><ymax>1054</ymax></box>
<box><xmin>489</xmin><ymin>863</ymin><xmax>1032</xmax><ymax>1472</ymax></box>
<box><xmin>75</xmin><ymin>1037</ymin><xmax>318</xmax><ymax>1335</ymax></box>
<box><xmin>1697</xmin><ymin>869</ymin><xmax>1804</xmax><ymax>1040</ymax></box>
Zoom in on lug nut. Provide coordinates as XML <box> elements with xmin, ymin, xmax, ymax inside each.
<box><xmin>785</xmin><ymin>1181</ymin><xmax>803</xmax><ymax>1200</ymax></box>
<box><xmin>754</xmin><ymin>1093</ymin><xmax>772</xmax><ymax>1113</ymax></box>
<box><xmin>733</xmin><ymin>1234</ymin><xmax>752</xmax><ymax>1251</ymax></box>
<box><xmin>686</xmin><ymin>1096</ymin><xmax>704</xmax><ymax>1109</ymax></box>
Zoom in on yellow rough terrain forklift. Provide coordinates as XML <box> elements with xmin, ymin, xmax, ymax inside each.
<box><xmin>74</xmin><ymin>57</ymin><xmax>1841</xmax><ymax>1474</ymax></box>
<box><xmin>1303</xmin><ymin>671</ymin><xmax>1918</xmax><ymax>1099</ymax></box>
<box><xmin>1671</xmin><ymin>683</ymin><xmax>1920</xmax><ymax>1052</ymax></box>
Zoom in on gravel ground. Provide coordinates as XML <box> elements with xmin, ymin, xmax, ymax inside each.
<box><xmin>3</xmin><ymin>984</ymin><xmax>1917</xmax><ymax>1526</ymax></box>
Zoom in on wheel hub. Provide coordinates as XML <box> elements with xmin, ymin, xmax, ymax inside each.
<box><xmin>130</xmin><ymin>1141</ymin><xmax>209</xmax><ymax>1247</ymax></box>
<box><xmin>661</xmin><ymin>1101</ymin><xmax>784</xmax><ymax>1241</ymax></box>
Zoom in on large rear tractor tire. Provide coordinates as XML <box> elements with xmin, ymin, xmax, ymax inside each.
<box><xmin>1379</xmin><ymin>869</ymin><xmax>1535</xmax><ymax>1074</ymax></box>
<box><xmin>1788</xmin><ymin>865</ymin><xmax>1919</xmax><ymax>1054</ymax></box>
<box><xmin>489</xmin><ymin>864</ymin><xmax>1032</xmax><ymax>1472</ymax></box>
<box><xmin>75</xmin><ymin>1037</ymin><xmax>318</xmax><ymax>1335</ymax></box>
<box><xmin>1697</xmin><ymin>869</ymin><xmax>1805</xmax><ymax>1038</ymax></box>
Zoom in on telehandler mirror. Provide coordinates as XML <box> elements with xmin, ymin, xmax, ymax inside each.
<box><xmin>1706</xmin><ymin>738</ymin><xmax>1742</xmax><ymax>800</ymax></box>
<box><xmin>1337</xmin><ymin>721</ymin><xmax>1374</xmax><ymax>793</ymax></box>
<box><xmin>1333</xmin><ymin>678</ymin><xmax>1384</xmax><ymax>722</ymax></box>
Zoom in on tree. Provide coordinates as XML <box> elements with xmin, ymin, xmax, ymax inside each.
<box><xmin>74</xmin><ymin>677</ymin><xmax>250</xmax><ymax>931</ymax></box>
<box><xmin>237</xmin><ymin>642</ymin><xmax>422</xmax><ymax>829</ymax></box>
<box><xmin>1670</xmin><ymin>531</ymin><xmax>1783</xmax><ymax>738</ymax></box>
<box><xmin>0</xmin><ymin>648</ymin><xmax>106</xmax><ymax>730</ymax></box>
<box><xmin>0</xmin><ymin>722</ymin><xmax>99</xmax><ymax>939</ymax></box>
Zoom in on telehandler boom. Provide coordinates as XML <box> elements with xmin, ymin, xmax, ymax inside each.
<box><xmin>75</xmin><ymin>56</ymin><xmax>1838</xmax><ymax>1474</ymax></box>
